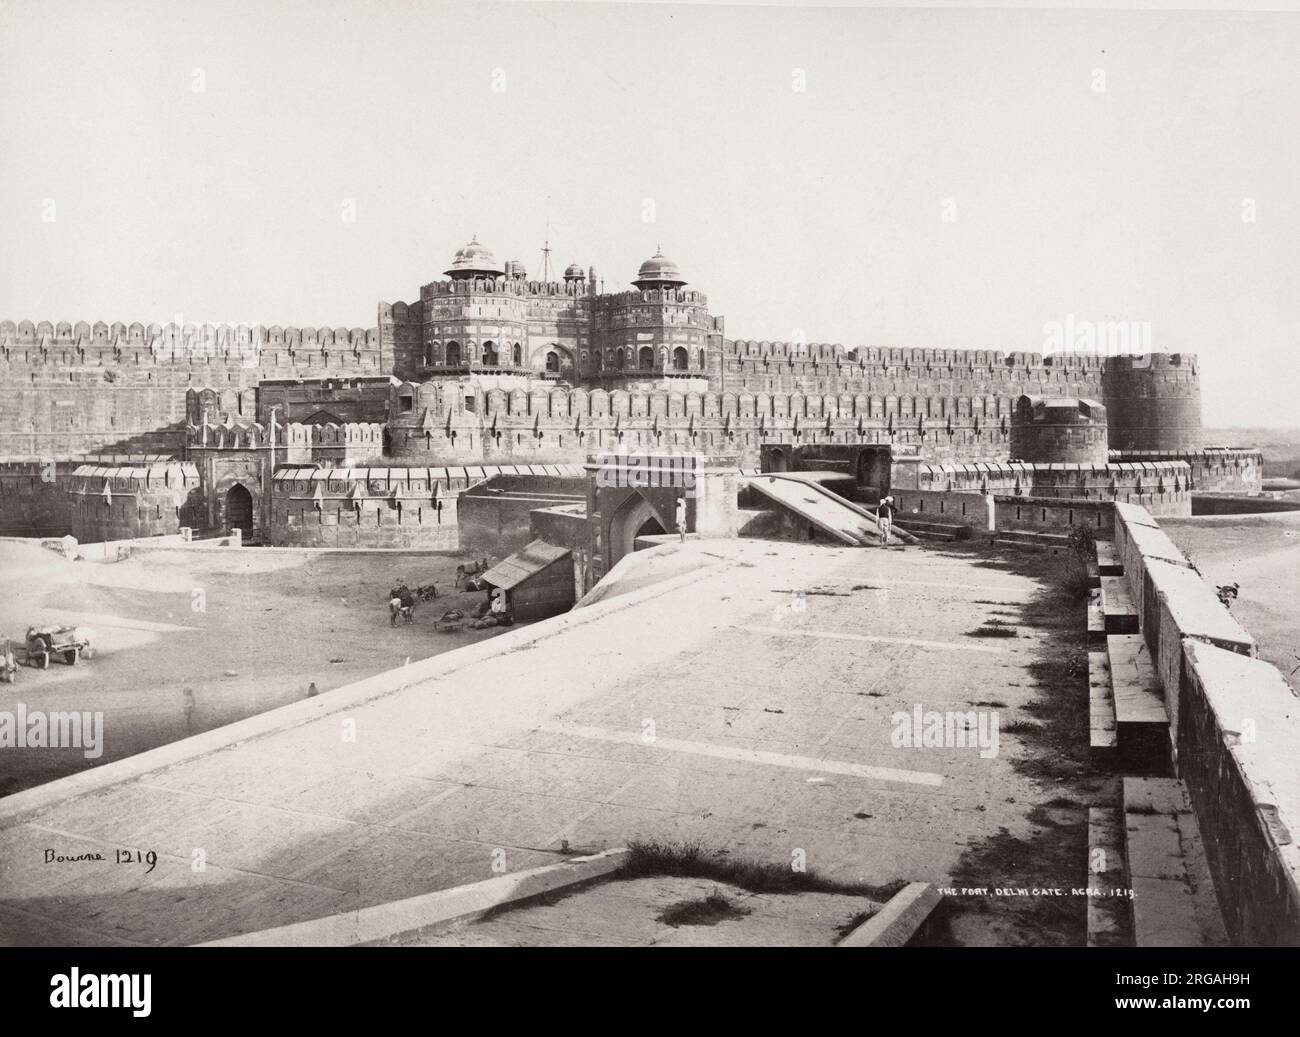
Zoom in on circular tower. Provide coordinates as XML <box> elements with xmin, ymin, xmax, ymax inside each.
<box><xmin>1101</xmin><ymin>354</ymin><xmax>1202</xmax><ymax>452</ymax></box>
<box><xmin>1009</xmin><ymin>395</ymin><xmax>1109</xmax><ymax>464</ymax></box>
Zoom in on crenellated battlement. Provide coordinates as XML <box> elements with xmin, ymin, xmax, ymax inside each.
<box><xmin>593</xmin><ymin>287</ymin><xmax>709</xmax><ymax>307</ymax></box>
<box><xmin>1103</xmin><ymin>352</ymin><xmax>1199</xmax><ymax>375</ymax></box>
<box><xmin>420</xmin><ymin>278</ymin><xmax>596</xmax><ymax>299</ymax></box>
<box><xmin>1110</xmin><ymin>447</ymin><xmax>1262</xmax><ymax>495</ymax></box>
<box><xmin>184</xmin><ymin>420</ymin><xmax>385</xmax><ymax>451</ymax></box>
<box><xmin>0</xmin><ymin>319</ymin><xmax>381</xmax><ymax>357</ymax></box>
<box><xmin>722</xmin><ymin>340</ymin><xmax>1114</xmax><ymax>370</ymax></box>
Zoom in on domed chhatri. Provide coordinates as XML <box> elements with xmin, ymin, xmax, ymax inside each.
<box><xmin>632</xmin><ymin>249</ymin><xmax>687</xmax><ymax>290</ymax></box>
<box><xmin>563</xmin><ymin>262</ymin><xmax>585</xmax><ymax>282</ymax></box>
<box><xmin>445</xmin><ymin>237</ymin><xmax>505</xmax><ymax>280</ymax></box>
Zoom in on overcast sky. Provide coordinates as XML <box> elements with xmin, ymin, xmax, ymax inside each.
<box><xmin>1</xmin><ymin>1</ymin><xmax>1296</xmax><ymax>426</ymax></box>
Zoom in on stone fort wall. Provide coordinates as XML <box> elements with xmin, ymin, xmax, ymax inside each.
<box><xmin>1110</xmin><ymin>448</ymin><xmax>1263</xmax><ymax>496</ymax></box>
<box><xmin>383</xmin><ymin>377</ymin><xmax>1064</xmax><ymax>467</ymax></box>
<box><xmin>1111</xmin><ymin>502</ymin><xmax>1300</xmax><ymax>944</ymax></box>
<box><xmin>0</xmin><ymin>320</ymin><xmax>385</xmax><ymax>461</ymax></box>
<box><xmin>2</xmin><ymin>308</ymin><xmax>1208</xmax><ymax>469</ymax></box>
<box><xmin>267</xmin><ymin>462</ymin><xmax>586</xmax><ymax>550</ymax></box>
<box><xmin>0</xmin><ymin>460</ymin><xmax>203</xmax><ymax>542</ymax></box>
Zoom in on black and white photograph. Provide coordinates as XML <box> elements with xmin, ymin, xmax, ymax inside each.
<box><xmin>0</xmin><ymin>0</ymin><xmax>1295</xmax><ymax>1013</ymax></box>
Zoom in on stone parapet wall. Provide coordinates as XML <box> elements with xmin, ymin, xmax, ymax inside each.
<box><xmin>1178</xmin><ymin>642</ymin><xmax>1300</xmax><ymax>946</ymax></box>
<box><xmin>905</xmin><ymin>460</ymin><xmax>1192</xmax><ymax>517</ymax></box>
<box><xmin>385</xmin><ymin>378</ymin><xmax>1033</xmax><ymax>466</ymax></box>
<box><xmin>0</xmin><ymin>463</ymin><xmax>72</xmax><ymax>537</ymax></box>
<box><xmin>457</xmin><ymin>475</ymin><xmax>588</xmax><ymax>555</ymax></box>
<box><xmin>270</xmin><ymin>505</ymin><xmax>459</xmax><ymax>550</ymax></box>
<box><xmin>1112</xmin><ymin>448</ymin><xmax>1263</xmax><ymax>496</ymax></box>
<box><xmin>1114</xmin><ymin>503</ymin><xmax>1299</xmax><ymax>945</ymax></box>
<box><xmin>63</xmin><ymin>461</ymin><xmax>203</xmax><ymax>542</ymax></box>
<box><xmin>0</xmin><ymin>460</ymin><xmax>203</xmax><ymax>540</ymax></box>
<box><xmin>268</xmin><ymin>462</ymin><xmax>585</xmax><ymax>549</ymax></box>
<box><xmin>891</xmin><ymin>489</ymin><xmax>1117</xmax><ymax>537</ymax></box>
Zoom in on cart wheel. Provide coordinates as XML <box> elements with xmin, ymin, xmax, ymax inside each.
<box><xmin>34</xmin><ymin>651</ymin><xmax>48</xmax><ymax>669</ymax></box>
<box><xmin>66</xmin><ymin>648</ymin><xmax>79</xmax><ymax>665</ymax></box>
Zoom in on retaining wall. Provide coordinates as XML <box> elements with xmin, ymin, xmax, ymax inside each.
<box><xmin>457</xmin><ymin>476</ymin><xmax>588</xmax><ymax>555</ymax></box>
<box><xmin>1113</xmin><ymin>448</ymin><xmax>1263</xmax><ymax>496</ymax></box>
<box><xmin>268</xmin><ymin>463</ymin><xmax>586</xmax><ymax>549</ymax></box>
<box><xmin>0</xmin><ymin>463</ymin><xmax>70</xmax><ymax>536</ymax></box>
<box><xmin>1177</xmin><ymin>642</ymin><xmax>1300</xmax><ymax>945</ymax></box>
<box><xmin>892</xmin><ymin>490</ymin><xmax>1122</xmax><ymax>537</ymax></box>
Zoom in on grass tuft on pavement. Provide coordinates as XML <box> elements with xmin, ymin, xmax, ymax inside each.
<box><xmin>622</xmin><ymin>838</ymin><xmax>906</xmax><ymax>900</ymax></box>
<box><xmin>657</xmin><ymin>890</ymin><xmax>752</xmax><ymax>928</ymax></box>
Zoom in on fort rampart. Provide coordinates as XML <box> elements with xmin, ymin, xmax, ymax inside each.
<box><xmin>0</xmin><ymin>320</ymin><xmax>385</xmax><ymax>460</ymax></box>
<box><xmin>1112</xmin><ymin>502</ymin><xmax>1299</xmax><ymax>945</ymax></box>
<box><xmin>1110</xmin><ymin>448</ymin><xmax>1263</xmax><ymax>496</ymax></box>
<box><xmin>267</xmin><ymin>462</ymin><xmax>586</xmax><ymax>549</ymax></box>
<box><xmin>0</xmin><ymin>459</ymin><xmax>202</xmax><ymax>542</ymax></box>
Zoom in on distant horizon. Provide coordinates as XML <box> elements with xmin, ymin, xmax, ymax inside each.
<box><xmin>1205</xmin><ymin>425</ymin><xmax>1300</xmax><ymax>431</ymax></box>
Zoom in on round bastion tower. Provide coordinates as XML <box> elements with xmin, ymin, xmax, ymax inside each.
<box><xmin>1009</xmin><ymin>395</ymin><xmax>1110</xmax><ymax>464</ymax></box>
<box><xmin>1100</xmin><ymin>354</ymin><xmax>1203</xmax><ymax>453</ymax></box>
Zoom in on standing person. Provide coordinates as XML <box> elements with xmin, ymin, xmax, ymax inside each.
<box><xmin>876</xmin><ymin>495</ymin><xmax>894</xmax><ymax>547</ymax></box>
<box><xmin>675</xmin><ymin>494</ymin><xmax>688</xmax><ymax>543</ymax></box>
<box><xmin>1</xmin><ymin>639</ymin><xmax>17</xmax><ymax>684</ymax></box>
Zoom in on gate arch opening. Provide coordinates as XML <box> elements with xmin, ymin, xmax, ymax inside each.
<box><xmin>226</xmin><ymin>483</ymin><xmax>253</xmax><ymax>534</ymax></box>
<box><xmin>606</xmin><ymin>493</ymin><xmax>669</xmax><ymax>570</ymax></box>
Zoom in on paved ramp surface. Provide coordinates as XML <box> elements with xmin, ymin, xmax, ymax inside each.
<box><xmin>747</xmin><ymin>473</ymin><xmax>884</xmax><ymax>546</ymax></box>
<box><xmin>0</xmin><ymin>539</ymin><xmax>1076</xmax><ymax>947</ymax></box>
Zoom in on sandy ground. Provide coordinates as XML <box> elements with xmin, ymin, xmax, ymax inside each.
<box><xmin>0</xmin><ymin>541</ymin><xmax>510</xmax><ymax>795</ymax></box>
<box><xmin>1160</xmin><ymin>511</ymin><xmax>1300</xmax><ymax>682</ymax></box>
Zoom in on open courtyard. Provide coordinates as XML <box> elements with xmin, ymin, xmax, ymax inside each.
<box><xmin>0</xmin><ymin>541</ymin><xmax>508</xmax><ymax>796</ymax></box>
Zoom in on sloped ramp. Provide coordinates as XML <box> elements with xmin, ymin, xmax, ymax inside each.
<box><xmin>747</xmin><ymin>473</ymin><xmax>914</xmax><ymax>546</ymax></box>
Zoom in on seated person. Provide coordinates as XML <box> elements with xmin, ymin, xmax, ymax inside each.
<box><xmin>490</xmin><ymin>589</ymin><xmax>512</xmax><ymax>626</ymax></box>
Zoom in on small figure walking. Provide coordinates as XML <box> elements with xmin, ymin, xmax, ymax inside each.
<box><xmin>675</xmin><ymin>495</ymin><xmax>688</xmax><ymax>543</ymax></box>
<box><xmin>876</xmin><ymin>495</ymin><xmax>895</xmax><ymax>547</ymax></box>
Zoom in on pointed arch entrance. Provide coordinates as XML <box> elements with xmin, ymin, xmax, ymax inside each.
<box><xmin>605</xmin><ymin>492</ymin><xmax>668</xmax><ymax>570</ymax></box>
<box><xmin>225</xmin><ymin>483</ymin><xmax>254</xmax><ymax>534</ymax></box>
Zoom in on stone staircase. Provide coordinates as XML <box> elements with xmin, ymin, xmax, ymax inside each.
<box><xmin>1088</xmin><ymin>781</ymin><xmax>1229</xmax><ymax>947</ymax></box>
<box><xmin>991</xmin><ymin>529</ymin><xmax>1072</xmax><ymax>551</ymax></box>
<box><xmin>1084</xmin><ymin>539</ymin><xmax>1228</xmax><ymax>947</ymax></box>
<box><xmin>892</xmin><ymin>518</ymin><xmax>970</xmax><ymax>541</ymax></box>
